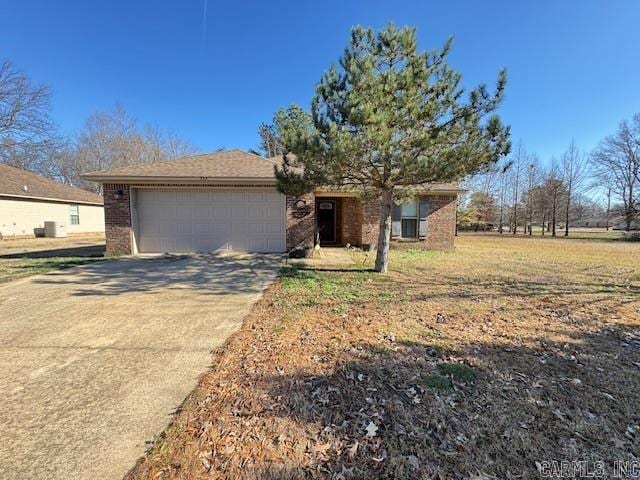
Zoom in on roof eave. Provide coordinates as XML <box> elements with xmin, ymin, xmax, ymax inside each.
<box><xmin>0</xmin><ymin>193</ymin><xmax>103</xmax><ymax>206</ymax></box>
<box><xmin>79</xmin><ymin>174</ymin><xmax>277</xmax><ymax>184</ymax></box>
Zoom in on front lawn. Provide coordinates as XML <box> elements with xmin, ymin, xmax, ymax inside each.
<box><xmin>0</xmin><ymin>256</ymin><xmax>105</xmax><ymax>283</ymax></box>
<box><xmin>127</xmin><ymin>235</ymin><xmax>640</xmax><ymax>479</ymax></box>
<box><xmin>0</xmin><ymin>236</ymin><xmax>106</xmax><ymax>283</ymax></box>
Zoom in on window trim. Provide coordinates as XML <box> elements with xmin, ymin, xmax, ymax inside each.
<box><xmin>400</xmin><ymin>198</ymin><xmax>418</xmax><ymax>239</ymax></box>
<box><xmin>70</xmin><ymin>204</ymin><xmax>80</xmax><ymax>225</ymax></box>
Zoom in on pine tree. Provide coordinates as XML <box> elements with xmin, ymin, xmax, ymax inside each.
<box><xmin>275</xmin><ymin>23</ymin><xmax>511</xmax><ymax>272</ymax></box>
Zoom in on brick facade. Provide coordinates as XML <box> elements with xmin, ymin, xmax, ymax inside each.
<box><xmin>341</xmin><ymin>197</ymin><xmax>363</xmax><ymax>246</ymax></box>
<box><xmin>285</xmin><ymin>193</ymin><xmax>316</xmax><ymax>250</ymax></box>
<box><xmin>103</xmin><ymin>183</ymin><xmax>133</xmax><ymax>255</ymax></box>
<box><xmin>361</xmin><ymin>198</ymin><xmax>381</xmax><ymax>248</ymax></box>
<box><xmin>102</xmin><ymin>184</ymin><xmax>457</xmax><ymax>255</ymax></box>
<box><xmin>424</xmin><ymin>194</ymin><xmax>457</xmax><ymax>250</ymax></box>
<box><xmin>315</xmin><ymin>194</ymin><xmax>457</xmax><ymax>251</ymax></box>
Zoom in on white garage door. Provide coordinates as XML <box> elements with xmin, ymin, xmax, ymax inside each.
<box><xmin>136</xmin><ymin>188</ymin><xmax>285</xmax><ymax>253</ymax></box>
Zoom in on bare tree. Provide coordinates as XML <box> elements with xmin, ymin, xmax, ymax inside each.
<box><xmin>0</xmin><ymin>60</ymin><xmax>53</xmax><ymax>148</ymax></box>
<box><xmin>545</xmin><ymin>162</ymin><xmax>566</xmax><ymax>236</ymax></box>
<box><xmin>524</xmin><ymin>155</ymin><xmax>541</xmax><ymax>235</ymax></box>
<box><xmin>62</xmin><ymin>105</ymin><xmax>198</xmax><ymax>193</ymax></box>
<box><xmin>591</xmin><ymin>114</ymin><xmax>640</xmax><ymax>231</ymax></box>
<box><xmin>507</xmin><ymin>143</ymin><xmax>527</xmax><ymax>234</ymax></box>
<box><xmin>257</xmin><ymin>123</ymin><xmax>281</xmax><ymax>157</ymax></box>
<box><xmin>497</xmin><ymin>161</ymin><xmax>511</xmax><ymax>233</ymax></box>
<box><xmin>0</xmin><ymin>59</ymin><xmax>63</xmax><ymax>174</ymax></box>
<box><xmin>561</xmin><ymin>139</ymin><xmax>590</xmax><ymax>236</ymax></box>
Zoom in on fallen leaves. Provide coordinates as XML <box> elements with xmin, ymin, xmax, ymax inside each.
<box><xmin>126</xmin><ymin>236</ymin><xmax>640</xmax><ymax>480</ymax></box>
<box><xmin>364</xmin><ymin>421</ymin><xmax>378</xmax><ymax>438</ymax></box>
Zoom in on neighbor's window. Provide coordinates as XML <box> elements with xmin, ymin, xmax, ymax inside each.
<box><xmin>70</xmin><ymin>205</ymin><xmax>80</xmax><ymax>225</ymax></box>
<box><xmin>400</xmin><ymin>199</ymin><xmax>418</xmax><ymax>238</ymax></box>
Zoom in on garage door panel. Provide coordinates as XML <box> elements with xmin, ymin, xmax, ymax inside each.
<box><xmin>266</xmin><ymin>223</ymin><xmax>282</xmax><ymax>234</ymax></box>
<box><xmin>193</xmin><ymin>191</ymin><xmax>210</xmax><ymax>202</ymax></box>
<box><xmin>137</xmin><ymin>188</ymin><xmax>284</xmax><ymax>253</ymax></box>
<box><xmin>213</xmin><ymin>206</ymin><xmax>229</xmax><ymax>217</ymax></box>
<box><xmin>211</xmin><ymin>191</ymin><xmax>230</xmax><ymax>202</ymax></box>
<box><xmin>156</xmin><ymin>191</ymin><xmax>176</xmax><ymax>202</ymax></box>
<box><xmin>248</xmin><ymin>238</ymin><xmax>266</xmax><ymax>251</ymax></box>
<box><xmin>176</xmin><ymin>206</ymin><xmax>192</xmax><ymax>217</ymax></box>
<box><xmin>157</xmin><ymin>206</ymin><xmax>177</xmax><ymax>220</ymax></box>
<box><xmin>193</xmin><ymin>206</ymin><xmax>210</xmax><ymax>218</ymax></box>
<box><xmin>267</xmin><ymin>207</ymin><xmax>282</xmax><ymax>218</ymax></box>
<box><xmin>267</xmin><ymin>238</ymin><xmax>285</xmax><ymax>251</ymax></box>
<box><xmin>248</xmin><ymin>206</ymin><xmax>264</xmax><ymax>217</ymax></box>
<box><xmin>176</xmin><ymin>191</ymin><xmax>196</xmax><ymax>202</ymax></box>
<box><xmin>231</xmin><ymin>206</ymin><xmax>246</xmax><ymax>218</ymax></box>
<box><xmin>231</xmin><ymin>191</ymin><xmax>246</xmax><ymax>202</ymax></box>
<box><xmin>249</xmin><ymin>223</ymin><xmax>264</xmax><ymax>234</ymax></box>
<box><xmin>158</xmin><ymin>223</ymin><xmax>175</xmax><ymax>235</ymax></box>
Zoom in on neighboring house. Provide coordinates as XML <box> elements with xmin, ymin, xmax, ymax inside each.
<box><xmin>570</xmin><ymin>216</ymin><xmax>623</xmax><ymax>229</ymax></box>
<box><xmin>0</xmin><ymin>164</ymin><xmax>104</xmax><ymax>239</ymax></box>
<box><xmin>612</xmin><ymin>220</ymin><xmax>640</xmax><ymax>231</ymax></box>
<box><xmin>570</xmin><ymin>217</ymin><xmax>610</xmax><ymax>228</ymax></box>
<box><xmin>81</xmin><ymin>149</ymin><xmax>462</xmax><ymax>255</ymax></box>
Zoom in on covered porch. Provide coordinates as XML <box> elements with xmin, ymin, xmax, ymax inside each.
<box><xmin>314</xmin><ymin>194</ymin><xmax>369</xmax><ymax>248</ymax></box>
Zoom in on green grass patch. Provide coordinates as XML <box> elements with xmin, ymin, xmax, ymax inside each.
<box><xmin>421</xmin><ymin>374</ymin><xmax>452</xmax><ymax>391</ymax></box>
<box><xmin>279</xmin><ymin>266</ymin><xmax>381</xmax><ymax>303</ymax></box>
<box><xmin>0</xmin><ymin>256</ymin><xmax>106</xmax><ymax>283</ymax></box>
<box><xmin>332</xmin><ymin>304</ymin><xmax>348</xmax><ymax>314</ymax></box>
<box><xmin>272</xmin><ymin>325</ymin><xmax>286</xmax><ymax>335</ymax></box>
<box><xmin>438</xmin><ymin>362</ymin><xmax>477</xmax><ymax>383</ymax></box>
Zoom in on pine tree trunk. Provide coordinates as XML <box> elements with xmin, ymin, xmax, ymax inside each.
<box><xmin>374</xmin><ymin>190</ymin><xmax>393</xmax><ymax>273</ymax></box>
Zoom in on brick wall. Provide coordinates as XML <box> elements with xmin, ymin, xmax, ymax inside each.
<box><xmin>341</xmin><ymin>197</ymin><xmax>362</xmax><ymax>246</ymax></box>
<box><xmin>286</xmin><ymin>193</ymin><xmax>316</xmax><ymax>250</ymax></box>
<box><xmin>361</xmin><ymin>198</ymin><xmax>381</xmax><ymax>248</ymax></box>
<box><xmin>101</xmin><ymin>184</ymin><xmax>457</xmax><ymax>255</ymax></box>
<box><xmin>103</xmin><ymin>183</ymin><xmax>133</xmax><ymax>255</ymax></box>
<box><xmin>357</xmin><ymin>194</ymin><xmax>457</xmax><ymax>251</ymax></box>
<box><xmin>424</xmin><ymin>195</ymin><xmax>457</xmax><ymax>250</ymax></box>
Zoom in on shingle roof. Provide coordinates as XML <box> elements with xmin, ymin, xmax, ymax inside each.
<box><xmin>0</xmin><ymin>164</ymin><xmax>104</xmax><ymax>205</ymax></box>
<box><xmin>81</xmin><ymin>149</ymin><xmax>279</xmax><ymax>182</ymax></box>
<box><xmin>80</xmin><ymin>149</ymin><xmax>463</xmax><ymax>193</ymax></box>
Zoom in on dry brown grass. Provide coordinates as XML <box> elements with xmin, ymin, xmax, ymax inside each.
<box><xmin>0</xmin><ymin>234</ymin><xmax>106</xmax><ymax>283</ymax></box>
<box><xmin>126</xmin><ymin>235</ymin><xmax>640</xmax><ymax>480</ymax></box>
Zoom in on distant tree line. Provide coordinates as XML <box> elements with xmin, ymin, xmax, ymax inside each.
<box><xmin>0</xmin><ymin>59</ymin><xmax>197</xmax><ymax>193</ymax></box>
<box><xmin>458</xmin><ymin>115</ymin><xmax>640</xmax><ymax>234</ymax></box>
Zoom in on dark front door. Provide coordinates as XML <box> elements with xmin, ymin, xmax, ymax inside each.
<box><xmin>317</xmin><ymin>200</ymin><xmax>336</xmax><ymax>243</ymax></box>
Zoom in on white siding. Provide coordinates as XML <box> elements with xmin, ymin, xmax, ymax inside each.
<box><xmin>0</xmin><ymin>198</ymin><xmax>104</xmax><ymax>238</ymax></box>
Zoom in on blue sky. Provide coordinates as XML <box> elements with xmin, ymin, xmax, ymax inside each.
<box><xmin>2</xmin><ymin>0</ymin><xmax>639</xmax><ymax>162</ymax></box>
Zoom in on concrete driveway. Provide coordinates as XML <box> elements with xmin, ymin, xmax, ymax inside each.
<box><xmin>0</xmin><ymin>253</ymin><xmax>281</xmax><ymax>480</ymax></box>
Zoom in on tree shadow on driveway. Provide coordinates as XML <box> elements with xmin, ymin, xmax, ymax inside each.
<box><xmin>31</xmin><ymin>253</ymin><xmax>284</xmax><ymax>297</ymax></box>
<box><xmin>0</xmin><ymin>244</ymin><xmax>105</xmax><ymax>259</ymax></box>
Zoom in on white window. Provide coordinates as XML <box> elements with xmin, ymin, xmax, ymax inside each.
<box><xmin>70</xmin><ymin>205</ymin><xmax>80</xmax><ymax>225</ymax></box>
<box><xmin>400</xmin><ymin>199</ymin><xmax>418</xmax><ymax>238</ymax></box>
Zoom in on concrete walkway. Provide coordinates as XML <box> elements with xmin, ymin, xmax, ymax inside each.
<box><xmin>0</xmin><ymin>253</ymin><xmax>281</xmax><ymax>480</ymax></box>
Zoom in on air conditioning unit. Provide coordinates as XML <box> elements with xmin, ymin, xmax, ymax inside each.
<box><xmin>44</xmin><ymin>221</ymin><xmax>68</xmax><ymax>238</ymax></box>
